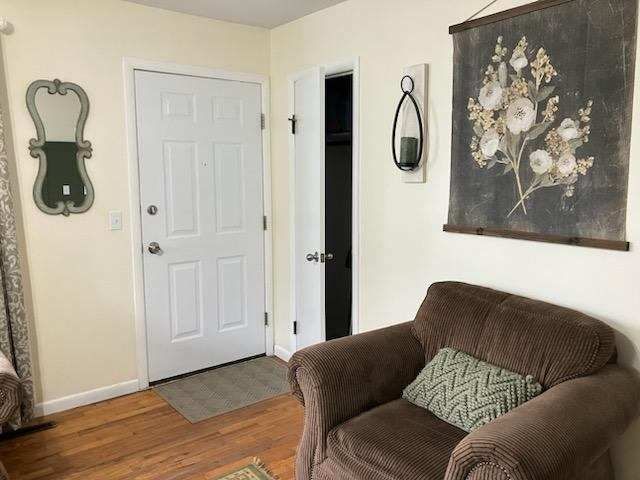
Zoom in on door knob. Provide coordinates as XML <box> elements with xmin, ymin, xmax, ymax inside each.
<box><xmin>306</xmin><ymin>252</ymin><xmax>319</xmax><ymax>262</ymax></box>
<box><xmin>324</xmin><ymin>253</ymin><xmax>334</xmax><ymax>261</ymax></box>
<box><xmin>148</xmin><ymin>242</ymin><xmax>163</xmax><ymax>255</ymax></box>
<box><xmin>147</xmin><ymin>205</ymin><xmax>158</xmax><ymax>215</ymax></box>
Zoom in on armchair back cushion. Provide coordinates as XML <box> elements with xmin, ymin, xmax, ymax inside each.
<box><xmin>412</xmin><ymin>282</ymin><xmax>616</xmax><ymax>388</ymax></box>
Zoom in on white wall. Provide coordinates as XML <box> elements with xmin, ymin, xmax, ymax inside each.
<box><xmin>0</xmin><ymin>0</ymin><xmax>270</xmax><ymax>405</ymax></box>
<box><xmin>269</xmin><ymin>0</ymin><xmax>640</xmax><ymax>478</ymax></box>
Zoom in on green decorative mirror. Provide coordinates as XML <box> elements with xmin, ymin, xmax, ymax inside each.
<box><xmin>26</xmin><ymin>79</ymin><xmax>93</xmax><ymax>216</ymax></box>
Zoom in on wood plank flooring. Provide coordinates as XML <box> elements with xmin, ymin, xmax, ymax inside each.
<box><xmin>0</xmin><ymin>390</ymin><xmax>303</xmax><ymax>479</ymax></box>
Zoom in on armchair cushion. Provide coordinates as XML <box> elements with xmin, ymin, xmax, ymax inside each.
<box><xmin>403</xmin><ymin>347</ymin><xmax>542</xmax><ymax>432</ymax></box>
<box><xmin>326</xmin><ymin>398</ymin><xmax>466</xmax><ymax>480</ymax></box>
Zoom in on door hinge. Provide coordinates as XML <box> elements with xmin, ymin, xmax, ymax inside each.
<box><xmin>264</xmin><ymin>312</ymin><xmax>269</xmax><ymax>326</ymax></box>
<box><xmin>263</xmin><ymin>215</ymin><xmax>268</xmax><ymax>231</ymax></box>
<box><xmin>260</xmin><ymin>113</ymin><xmax>266</xmax><ymax>130</ymax></box>
<box><xmin>288</xmin><ymin>115</ymin><xmax>297</xmax><ymax>135</ymax></box>
<box><xmin>293</xmin><ymin>321</ymin><xmax>298</xmax><ymax>335</ymax></box>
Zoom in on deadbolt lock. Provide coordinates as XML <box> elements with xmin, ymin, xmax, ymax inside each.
<box><xmin>147</xmin><ymin>205</ymin><xmax>158</xmax><ymax>215</ymax></box>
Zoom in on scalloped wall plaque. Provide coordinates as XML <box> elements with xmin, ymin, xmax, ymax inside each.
<box><xmin>26</xmin><ymin>79</ymin><xmax>94</xmax><ymax>216</ymax></box>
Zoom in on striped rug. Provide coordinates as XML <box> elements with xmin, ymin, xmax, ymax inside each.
<box><xmin>215</xmin><ymin>459</ymin><xmax>278</xmax><ymax>480</ymax></box>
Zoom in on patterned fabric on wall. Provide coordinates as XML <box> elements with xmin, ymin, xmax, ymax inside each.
<box><xmin>0</xmin><ymin>104</ymin><xmax>33</xmax><ymax>425</ymax></box>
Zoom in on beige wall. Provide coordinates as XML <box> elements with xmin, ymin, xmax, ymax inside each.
<box><xmin>269</xmin><ymin>0</ymin><xmax>640</xmax><ymax>478</ymax></box>
<box><xmin>0</xmin><ymin>0</ymin><xmax>270</xmax><ymax>403</ymax></box>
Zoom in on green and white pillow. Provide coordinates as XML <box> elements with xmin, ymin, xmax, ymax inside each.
<box><xmin>403</xmin><ymin>347</ymin><xmax>542</xmax><ymax>432</ymax></box>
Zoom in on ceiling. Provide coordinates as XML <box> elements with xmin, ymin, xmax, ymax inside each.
<box><xmin>124</xmin><ymin>0</ymin><xmax>349</xmax><ymax>28</ymax></box>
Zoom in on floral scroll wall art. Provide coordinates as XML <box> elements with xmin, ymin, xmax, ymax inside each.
<box><xmin>447</xmin><ymin>0</ymin><xmax>637</xmax><ymax>248</ymax></box>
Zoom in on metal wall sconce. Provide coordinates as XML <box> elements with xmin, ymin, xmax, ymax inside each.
<box><xmin>392</xmin><ymin>75</ymin><xmax>423</xmax><ymax>171</ymax></box>
<box><xmin>392</xmin><ymin>64</ymin><xmax>429</xmax><ymax>183</ymax></box>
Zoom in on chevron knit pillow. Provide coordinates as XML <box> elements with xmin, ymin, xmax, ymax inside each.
<box><xmin>403</xmin><ymin>347</ymin><xmax>542</xmax><ymax>432</ymax></box>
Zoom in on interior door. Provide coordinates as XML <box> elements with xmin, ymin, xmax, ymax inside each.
<box><xmin>291</xmin><ymin>67</ymin><xmax>325</xmax><ymax>350</ymax></box>
<box><xmin>135</xmin><ymin>70</ymin><xmax>266</xmax><ymax>382</ymax></box>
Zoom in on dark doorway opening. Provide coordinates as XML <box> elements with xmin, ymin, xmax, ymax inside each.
<box><xmin>324</xmin><ymin>73</ymin><xmax>353</xmax><ymax>341</ymax></box>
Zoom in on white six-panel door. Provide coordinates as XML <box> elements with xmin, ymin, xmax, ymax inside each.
<box><xmin>135</xmin><ymin>71</ymin><xmax>265</xmax><ymax>382</ymax></box>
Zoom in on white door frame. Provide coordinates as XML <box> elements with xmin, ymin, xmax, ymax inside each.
<box><xmin>123</xmin><ymin>58</ymin><xmax>274</xmax><ymax>390</ymax></box>
<box><xmin>288</xmin><ymin>57</ymin><xmax>361</xmax><ymax>352</ymax></box>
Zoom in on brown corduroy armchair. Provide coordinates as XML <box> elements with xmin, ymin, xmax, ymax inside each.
<box><xmin>288</xmin><ymin>282</ymin><xmax>640</xmax><ymax>480</ymax></box>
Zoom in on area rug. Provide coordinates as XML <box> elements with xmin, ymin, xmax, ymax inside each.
<box><xmin>214</xmin><ymin>459</ymin><xmax>277</xmax><ymax>480</ymax></box>
<box><xmin>154</xmin><ymin>356</ymin><xmax>289</xmax><ymax>423</ymax></box>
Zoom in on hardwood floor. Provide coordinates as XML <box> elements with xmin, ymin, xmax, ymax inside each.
<box><xmin>0</xmin><ymin>390</ymin><xmax>303</xmax><ymax>479</ymax></box>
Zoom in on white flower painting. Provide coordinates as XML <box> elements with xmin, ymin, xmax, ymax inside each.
<box><xmin>467</xmin><ymin>35</ymin><xmax>595</xmax><ymax>217</ymax></box>
<box><xmin>448</xmin><ymin>0</ymin><xmax>635</xmax><ymax>246</ymax></box>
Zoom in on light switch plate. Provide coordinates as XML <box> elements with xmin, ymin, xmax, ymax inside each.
<box><xmin>109</xmin><ymin>211</ymin><xmax>123</xmax><ymax>231</ymax></box>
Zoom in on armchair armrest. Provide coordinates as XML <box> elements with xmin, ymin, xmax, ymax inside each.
<box><xmin>0</xmin><ymin>352</ymin><xmax>20</xmax><ymax>425</ymax></box>
<box><xmin>288</xmin><ymin>322</ymin><xmax>424</xmax><ymax>479</ymax></box>
<box><xmin>445</xmin><ymin>364</ymin><xmax>640</xmax><ymax>480</ymax></box>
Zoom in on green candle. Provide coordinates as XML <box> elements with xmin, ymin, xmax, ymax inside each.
<box><xmin>400</xmin><ymin>136</ymin><xmax>419</xmax><ymax>166</ymax></box>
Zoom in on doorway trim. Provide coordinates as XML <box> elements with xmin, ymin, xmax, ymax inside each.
<box><xmin>123</xmin><ymin>58</ymin><xmax>274</xmax><ymax>390</ymax></box>
<box><xmin>288</xmin><ymin>57</ymin><xmax>361</xmax><ymax>353</ymax></box>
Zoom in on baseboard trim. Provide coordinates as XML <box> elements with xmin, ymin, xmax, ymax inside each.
<box><xmin>33</xmin><ymin>379</ymin><xmax>140</xmax><ymax>417</ymax></box>
<box><xmin>274</xmin><ymin>345</ymin><xmax>293</xmax><ymax>362</ymax></box>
